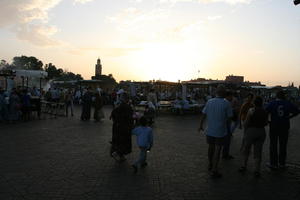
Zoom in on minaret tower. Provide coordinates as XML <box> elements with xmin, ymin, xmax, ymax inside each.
<box><xmin>95</xmin><ymin>58</ymin><xmax>102</xmax><ymax>76</ymax></box>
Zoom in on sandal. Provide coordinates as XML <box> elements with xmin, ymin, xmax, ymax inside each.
<box><xmin>210</xmin><ymin>171</ymin><xmax>222</xmax><ymax>178</ymax></box>
<box><xmin>254</xmin><ymin>171</ymin><xmax>261</xmax><ymax>178</ymax></box>
<box><xmin>238</xmin><ymin>166</ymin><xmax>247</xmax><ymax>173</ymax></box>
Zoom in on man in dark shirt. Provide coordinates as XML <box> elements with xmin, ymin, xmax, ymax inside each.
<box><xmin>266</xmin><ymin>90</ymin><xmax>300</xmax><ymax>169</ymax></box>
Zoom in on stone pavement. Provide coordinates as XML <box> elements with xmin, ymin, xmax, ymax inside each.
<box><xmin>1</xmin><ymin>107</ymin><xmax>300</xmax><ymax>200</ymax></box>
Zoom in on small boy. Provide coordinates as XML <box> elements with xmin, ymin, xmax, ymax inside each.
<box><xmin>132</xmin><ymin>116</ymin><xmax>153</xmax><ymax>173</ymax></box>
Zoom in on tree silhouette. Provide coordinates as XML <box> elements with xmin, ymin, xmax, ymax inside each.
<box><xmin>0</xmin><ymin>60</ymin><xmax>10</xmax><ymax>70</ymax></box>
<box><xmin>44</xmin><ymin>63</ymin><xmax>83</xmax><ymax>81</ymax></box>
<box><xmin>2</xmin><ymin>55</ymin><xmax>84</xmax><ymax>81</ymax></box>
<box><xmin>12</xmin><ymin>56</ymin><xmax>43</xmax><ymax>70</ymax></box>
<box><xmin>44</xmin><ymin>63</ymin><xmax>63</xmax><ymax>79</ymax></box>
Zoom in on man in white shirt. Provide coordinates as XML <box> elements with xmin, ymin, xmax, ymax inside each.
<box><xmin>199</xmin><ymin>85</ymin><xmax>233</xmax><ymax>178</ymax></box>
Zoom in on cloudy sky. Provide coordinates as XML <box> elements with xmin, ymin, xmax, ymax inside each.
<box><xmin>0</xmin><ymin>0</ymin><xmax>299</xmax><ymax>86</ymax></box>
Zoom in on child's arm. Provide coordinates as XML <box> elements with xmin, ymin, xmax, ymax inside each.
<box><xmin>149</xmin><ymin>128</ymin><xmax>153</xmax><ymax>148</ymax></box>
<box><xmin>132</xmin><ymin>127</ymin><xmax>138</xmax><ymax>135</ymax></box>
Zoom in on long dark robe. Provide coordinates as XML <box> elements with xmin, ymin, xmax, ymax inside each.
<box><xmin>93</xmin><ymin>95</ymin><xmax>104</xmax><ymax>121</ymax></box>
<box><xmin>9</xmin><ymin>93</ymin><xmax>21</xmax><ymax>121</ymax></box>
<box><xmin>81</xmin><ymin>92</ymin><xmax>92</xmax><ymax>121</ymax></box>
<box><xmin>111</xmin><ymin>103</ymin><xmax>134</xmax><ymax>156</ymax></box>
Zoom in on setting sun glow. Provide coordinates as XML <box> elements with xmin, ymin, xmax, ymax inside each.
<box><xmin>129</xmin><ymin>41</ymin><xmax>215</xmax><ymax>82</ymax></box>
<box><xmin>1</xmin><ymin>0</ymin><xmax>300</xmax><ymax>86</ymax></box>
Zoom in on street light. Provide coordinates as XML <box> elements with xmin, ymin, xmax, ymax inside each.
<box><xmin>295</xmin><ymin>0</ymin><xmax>300</xmax><ymax>5</ymax></box>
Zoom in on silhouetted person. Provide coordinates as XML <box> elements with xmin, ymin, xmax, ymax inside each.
<box><xmin>131</xmin><ymin>116</ymin><xmax>153</xmax><ymax>173</ymax></box>
<box><xmin>93</xmin><ymin>93</ymin><xmax>104</xmax><ymax>122</ymax></box>
<box><xmin>0</xmin><ymin>89</ymin><xmax>5</xmax><ymax>122</ymax></box>
<box><xmin>222</xmin><ymin>91</ymin><xmax>234</xmax><ymax>160</ymax></box>
<box><xmin>81</xmin><ymin>88</ymin><xmax>92</xmax><ymax>121</ymax></box>
<box><xmin>110</xmin><ymin>93</ymin><xmax>134</xmax><ymax>162</ymax></box>
<box><xmin>10</xmin><ymin>89</ymin><xmax>21</xmax><ymax>122</ymax></box>
<box><xmin>21</xmin><ymin>89</ymin><xmax>30</xmax><ymax>121</ymax></box>
<box><xmin>199</xmin><ymin>85</ymin><xmax>233</xmax><ymax>178</ymax></box>
<box><xmin>147</xmin><ymin>89</ymin><xmax>157</xmax><ymax>108</ymax></box>
<box><xmin>65</xmin><ymin>89</ymin><xmax>74</xmax><ymax>117</ymax></box>
<box><xmin>239</xmin><ymin>93</ymin><xmax>254</xmax><ymax>129</ymax></box>
<box><xmin>266</xmin><ymin>90</ymin><xmax>300</xmax><ymax>169</ymax></box>
<box><xmin>239</xmin><ymin>96</ymin><xmax>268</xmax><ymax>177</ymax></box>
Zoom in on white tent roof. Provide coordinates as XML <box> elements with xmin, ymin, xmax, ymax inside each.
<box><xmin>15</xmin><ymin>70</ymin><xmax>48</xmax><ymax>78</ymax></box>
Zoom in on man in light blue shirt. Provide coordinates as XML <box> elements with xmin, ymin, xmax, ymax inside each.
<box><xmin>199</xmin><ymin>85</ymin><xmax>233</xmax><ymax>178</ymax></box>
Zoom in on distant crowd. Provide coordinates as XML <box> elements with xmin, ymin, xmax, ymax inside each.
<box><xmin>0</xmin><ymin>86</ymin><xmax>42</xmax><ymax>122</ymax></box>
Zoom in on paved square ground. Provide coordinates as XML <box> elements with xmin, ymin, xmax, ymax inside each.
<box><xmin>1</xmin><ymin>107</ymin><xmax>300</xmax><ymax>200</ymax></box>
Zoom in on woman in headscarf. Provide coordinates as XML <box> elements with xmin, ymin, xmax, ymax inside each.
<box><xmin>81</xmin><ymin>88</ymin><xmax>92</xmax><ymax>121</ymax></box>
<box><xmin>93</xmin><ymin>92</ymin><xmax>104</xmax><ymax>122</ymax></box>
<box><xmin>110</xmin><ymin>93</ymin><xmax>134</xmax><ymax>162</ymax></box>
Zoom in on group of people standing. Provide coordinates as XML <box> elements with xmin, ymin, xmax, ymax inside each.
<box><xmin>109</xmin><ymin>93</ymin><xmax>153</xmax><ymax>173</ymax></box>
<box><xmin>199</xmin><ymin>85</ymin><xmax>299</xmax><ymax>178</ymax></box>
<box><xmin>0</xmin><ymin>87</ymin><xmax>41</xmax><ymax>123</ymax></box>
<box><xmin>44</xmin><ymin>87</ymin><xmax>105</xmax><ymax>121</ymax></box>
<box><xmin>80</xmin><ymin>88</ymin><xmax>105</xmax><ymax>122</ymax></box>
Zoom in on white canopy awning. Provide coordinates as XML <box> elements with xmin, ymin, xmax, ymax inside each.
<box><xmin>15</xmin><ymin>70</ymin><xmax>48</xmax><ymax>78</ymax></box>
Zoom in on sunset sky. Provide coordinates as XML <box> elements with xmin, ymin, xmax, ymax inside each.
<box><xmin>0</xmin><ymin>0</ymin><xmax>299</xmax><ymax>86</ymax></box>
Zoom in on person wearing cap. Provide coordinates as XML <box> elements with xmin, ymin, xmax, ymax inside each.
<box><xmin>199</xmin><ymin>85</ymin><xmax>233</xmax><ymax>178</ymax></box>
<box><xmin>266</xmin><ymin>90</ymin><xmax>300</xmax><ymax>169</ymax></box>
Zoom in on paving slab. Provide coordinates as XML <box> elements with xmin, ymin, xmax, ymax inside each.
<box><xmin>1</xmin><ymin>106</ymin><xmax>300</xmax><ymax>200</ymax></box>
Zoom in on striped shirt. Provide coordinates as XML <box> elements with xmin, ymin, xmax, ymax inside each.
<box><xmin>202</xmin><ymin>97</ymin><xmax>233</xmax><ymax>138</ymax></box>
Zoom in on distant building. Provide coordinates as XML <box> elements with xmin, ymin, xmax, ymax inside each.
<box><xmin>95</xmin><ymin>58</ymin><xmax>102</xmax><ymax>76</ymax></box>
<box><xmin>225</xmin><ymin>75</ymin><xmax>244</xmax><ymax>83</ymax></box>
<box><xmin>90</xmin><ymin>58</ymin><xmax>117</xmax><ymax>90</ymax></box>
<box><xmin>188</xmin><ymin>78</ymin><xmax>207</xmax><ymax>82</ymax></box>
<box><xmin>92</xmin><ymin>58</ymin><xmax>105</xmax><ymax>80</ymax></box>
<box><xmin>244</xmin><ymin>81</ymin><xmax>265</xmax><ymax>87</ymax></box>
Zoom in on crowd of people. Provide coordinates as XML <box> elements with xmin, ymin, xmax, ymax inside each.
<box><xmin>106</xmin><ymin>85</ymin><xmax>300</xmax><ymax>176</ymax></box>
<box><xmin>199</xmin><ymin>85</ymin><xmax>300</xmax><ymax>178</ymax></box>
<box><xmin>0</xmin><ymin>86</ymin><xmax>109</xmax><ymax>123</ymax></box>
<box><xmin>0</xmin><ymin>86</ymin><xmax>41</xmax><ymax>123</ymax></box>
<box><xmin>1</xmin><ymin>84</ymin><xmax>300</xmax><ymax>178</ymax></box>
